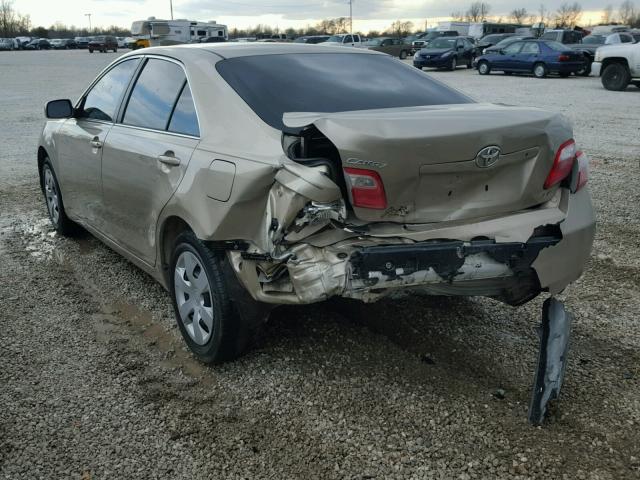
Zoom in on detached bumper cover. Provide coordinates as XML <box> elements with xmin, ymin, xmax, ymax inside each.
<box><xmin>590</xmin><ymin>61</ymin><xmax>602</xmax><ymax>76</ymax></box>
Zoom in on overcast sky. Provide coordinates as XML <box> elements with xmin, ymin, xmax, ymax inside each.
<box><xmin>15</xmin><ymin>0</ymin><xmax>614</xmax><ymax>31</ymax></box>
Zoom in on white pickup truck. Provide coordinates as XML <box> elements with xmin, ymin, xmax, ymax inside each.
<box><xmin>591</xmin><ymin>42</ymin><xmax>640</xmax><ymax>91</ymax></box>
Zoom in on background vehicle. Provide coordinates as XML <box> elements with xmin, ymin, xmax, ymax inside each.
<box><xmin>476</xmin><ymin>39</ymin><xmax>586</xmax><ymax>78</ymax></box>
<box><xmin>568</xmin><ymin>32</ymin><xmax>636</xmax><ymax>75</ymax></box>
<box><xmin>200</xmin><ymin>36</ymin><xmax>227</xmax><ymax>43</ymax></box>
<box><xmin>294</xmin><ymin>35</ymin><xmax>330</xmax><ymax>44</ymax></box>
<box><xmin>540</xmin><ymin>29</ymin><xmax>584</xmax><ymax>44</ymax></box>
<box><xmin>591</xmin><ymin>42</ymin><xmax>640</xmax><ymax>91</ymax></box>
<box><xmin>411</xmin><ymin>30</ymin><xmax>459</xmax><ymax>54</ymax></box>
<box><xmin>74</xmin><ymin>37</ymin><xmax>90</xmax><ymax>49</ymax></box>
<box><xmin>50</xmin><ymin>38</ymin><xmax>77</xmax><ymax>49</ymax></box>
<box><xmin>0</xmin><ymin>38</ymin><xmax>15</xmax><ymax>50</ymax></box>
<box><xmin>25</xmin><ymin>38</ymin><xmax>51</xmax><ymax>50</ymax></box>
<box><xmin>38</xmin><ymin>44</ymin><xmax>594</xmax><ymax>365</ymax></box>
<box><xmin>131</xmin><ymin>17</ymin><xmax>228</xmax><ymax>48</ymax></box>
<box><xmin>322</xmin><ymin>34</ymin><xmax>361</xmax><ymax>47</ymax></box>
<box><xmin>477</xmin><ymin>33</ymin><xmax>515</xmax><ymax>53</ymax></box>
<box><xmin>436</xmin><ymin>21</ymin><xmax>470</xmax><ymax>36</ymax></box>
<box><xmin>483</xmin><ymin>35</ymin><xmax>536</xmax><ymax>55</ymax></box>
<box><xmin>414</xmin><ymin>36</ymin><xmax>477</xmax><ymax>70</ymax></box>
<box><xmin>363</xmin><ymin>37</ymin><xmax>411</xmax><ymax>59</ymax></box>
<box><xmin>469</xmin><ymin>22</ymin><xmax>521</xmax><ymax>39</ymax></box>
<box><xmin>88</xmin><ymin>36</ymin><xmax>118</xmax><ymax>53</ymax></box>
<box><xmin>14</xmin><ymin>36</ymin><xmax>32</xmax><ymax>49</ymax></box>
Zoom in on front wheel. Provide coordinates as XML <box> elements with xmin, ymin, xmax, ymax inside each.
<box><xmin>533</xmin><ymin>62</ymin><xmax>548</xmax><ymax>79</ymax></box>
<box><xmin>41</xmin><ymin>161</ymin><xmax>77</xmax><ymax>236</ymax></box>
<box><xmin>113</xmin><ymin>47</ymin><xmax>118</xmax><ymax>53</ymax></box>
<box><xmin>448</xmin><ymin>56</ymin><xmax>457</xmax><ymax>71</ymax></box>
<box><xmin>601</xmin><ymin>63</ymin><xmax>631</xmax><ymax>91</ymax></box>
<box><xmin>577</xmin><ymin>61</ymin><xmax>591</xmax><ymax>76</ymax></box>
<box><xmin>170</xmin><ymin>232</ymin><xmax>262</xmax><ymax>364</ymax></box>
<box><xmin>477</xmin><ymin>60</ymin><xmax>491</xmax><ymax>75</ymax></box>
<box><xmin>399</xmin><ymin>50</ymin><xmax>408</xmax><ymax>60</ymax></box>
<box><xmin>88</xmin><ymin>49</ymin><xmax>93</xmax><ymax>53</ymax></box>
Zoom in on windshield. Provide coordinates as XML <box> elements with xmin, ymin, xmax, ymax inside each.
<box><xmin>582</xmin><ymin>35</ymin><xmax>606</xmax><ymax>44</ymax></box>
<box><xmin>428</xmin><ymin>38</ymin><xmax>456</xmax><ymax>49</ymax></box>
<box><xmin>216</xmin><ymin>53</ymin><xmax>472</xmax><ymax>131</ymax></box>
<box><xmin>326</xmin><ymin>35</ymin><xmax>344</xmax><ymax>43</ymax></box>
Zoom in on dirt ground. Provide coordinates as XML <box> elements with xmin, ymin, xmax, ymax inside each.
<box><xmin>1</xmin><ymin>50</ymin><xmax>639</xmax><ymax>479</ymax></box>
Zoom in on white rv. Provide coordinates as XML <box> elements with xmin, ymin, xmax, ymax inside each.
<box><xmin>131</xmin><ymin>17</ymin><xmax>228</xmax><ymax>48</ymax></box>
<box><xmin>437</xmin><ymin>21</ymin><xmax>470</xmax><ymax>36</ymax></box>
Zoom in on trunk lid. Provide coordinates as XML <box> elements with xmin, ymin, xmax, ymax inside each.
<box><xmin>284</xmin><ymin>103</ymin><xmax>572</xmax><ymax>224</ymax></box>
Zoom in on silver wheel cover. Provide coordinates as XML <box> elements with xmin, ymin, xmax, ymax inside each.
<box><xmin>174</xmin><ymin>251</ymin><xmax>214</xmax><ymax>345</ymax></box>
<box><xmin>44</xmin><ymin>168</ymin><xmax>60</xmax><ymax>226</ymax></box>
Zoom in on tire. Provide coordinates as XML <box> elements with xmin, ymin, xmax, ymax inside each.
<box><xmin>478</xmin><ymin>60</ymin><xmax>491</xmax><ymax>75</ymax></box>
<box><xmin>169</xmin><ymin>231</ymin><xmax>260</xmax><ymax>364</ymax></box>
<box><xmin>577</xmin><ymin>61</ymin><xmax>591</xmax><ymax>76</ymax></box>
<box><xmin>504</xmin><ymin>71</ymin><xmax>513</xmax><ymax>76</ymax></box>
<box><xmin>601</xmin><ymin>63</ymin><xmax>631</xmax><ymax>91</ymax></box>
<box><xmin>88</xmin><ymin>49</ymin><xmax>93</xmax><ymax>53</ymax></box>
<box><xmin>113</xmin><ymin>47</ymin><xmax>118</xmax><ymax>53</ymax></box>
<box><xmin>559</xmin><ymin>72</ymin><xmax>571</xmax><ymax>78</ymax></box>
<box><xmin>533</xmin><ymin>62</ymin><xmax>548</xmax><ymax>79</ymax></box>
<box><xmin>399</xmin><ymin>50</ymin><xmax>408</xmax><ymax>60</ymax></box>
<box><xmin>448</xmin><ymin>56</ymin><xmax>457</xmax><ymax>71</ymax></box>
<box><xmin>41</xmin><ymin>160</ymin><xmax>77</xmax><ymax>236</ymax></box>
<box><xmin>634</xmin><ymin>82</ymin><xmax>640</xmax><ymax>89</ymax></box>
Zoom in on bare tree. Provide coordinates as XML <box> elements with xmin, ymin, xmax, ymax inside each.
<box><xmin>554</xmin><ymin>2</ymin><xmax>583</xmax><ymax>28</ymax></box>
<box><xmin>510</xmin><ymin>8</ymin><xmax>528</xmax><ymax>23</ymax></box>
<box><xmin>466</xmin><ymin>2</ymin><xmax>491</xmax><ymax>22</ymax></box>
<box><xmin>601</xmin><ymin>4</ymin><xmax>614</xmax><ymax>23</ymax></box>
<box><xmin>619</xmin><ymin>0</ymin><xmax>637</xmax><ymax>24</ymax></box>
<box><xmin>387</xmin><ymin>20</ymin><xmax>414</xmax><ymax>38</ymax></box>
<box><xmin>451</xmin><ymin>11</ymin><xmax>465</xmax><ymax>21</ymax></box>
<box><xmin>0</xmin><ymin>0</ymin><xmax>15</xmax><ymax>37</ymax></box>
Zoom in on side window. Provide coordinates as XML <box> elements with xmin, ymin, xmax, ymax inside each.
<box><xmin>123</xmin><ymin>58</ymin><xmax>186</xmax><ymax>131</ymax></box>
<box><xmin>503</xmin><ymin>42</ymin><xmax>523</xmax><ymax>54</ymax></box>
<box><xmin>354</xmin><ymin>35</ymin><xmax>360</xmax><ymax>42</ymax></box>
<box><xmin>80</xmin><ymin>59</ymin><xmax>138</xmax><ymax>122</ymax></box>
<box><xmin>344</xmin><ymin>35</ymin><xmax>353</xmax><ymax>43</ymax></box>
<box><xmin>620</xmin><ymin>34</ymin><xmax>632</xmax><ymax>43</ymax></box>
<box><xmin>168</xmin><ymin>83</ymin><xmax>199</xmax><ymax>137</ymax></box>
<box><xmin>521</xmin><ymin>43</ymin><xmax>540</xmax><ymax>54</ymax></box>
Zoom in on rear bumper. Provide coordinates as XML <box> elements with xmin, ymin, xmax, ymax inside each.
<box><xmin>231</xmin><ymin>188</ymin><xmax>595</xmax><ymax>305</ymax></box>
<box><xmin>549</xmin><ymin>62</ymin><xmax>585</xmax><ymax>73</ymax></box>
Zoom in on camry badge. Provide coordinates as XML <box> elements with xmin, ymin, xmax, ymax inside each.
<box><xmin>475</xmin><ymin>146</ymin><xmax>501</xmax><ymax>168</ymax></box>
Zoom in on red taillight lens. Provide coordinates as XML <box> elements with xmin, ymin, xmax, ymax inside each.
<box><xmin>558</xmin><ymin>54</ymin><xmax>571</xmax><ymax>62</ymax></box>
<box><xmin>544</xmin><ymin>139</ymin><xmax>576</xmax><ymax>189</ymax></box>
<box><xmin>343</xmin><ymin>167</ymin><xmax>387</xmax><ymax>209</ymax></box>
<box><xmin>574</xmin><ymin>150</ymin><xmax>589</xmax><ymax>192</ymax></box>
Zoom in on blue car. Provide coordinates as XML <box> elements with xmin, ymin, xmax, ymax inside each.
<box><xmin>475</xmin><ymin>40</ymin><xmax>586</xmax><ymax>78</ymax></box>
<box><xmin>413</xmin><ymin>37</ymin><xmax>477</xmax><ymax>71</ymax></box>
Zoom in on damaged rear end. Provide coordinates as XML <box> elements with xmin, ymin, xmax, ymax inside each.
<box><xmin>227</xmin><ymin>104</ymin><xmax>594</xmax><ymax>306</ymax></box>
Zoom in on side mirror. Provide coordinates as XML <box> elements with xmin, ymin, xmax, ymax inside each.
<box><xmin>45</xmin><ymin>99</ymin><xmax>74</xmax><ymax>119</ymax></box>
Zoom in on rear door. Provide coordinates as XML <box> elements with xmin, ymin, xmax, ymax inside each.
<box><xmin>54</xmin><ymin>58</ymin><xmax>140</xmax><ymax>227</ymax></box>
<box><xmin>100</xmin><ymin>57</ymin><xmax>200</xmax><ymax>265</ymax></box>
<box><xmin>516</xmin><ymin>42</ymin><xmax>541</xmax><ymax>71</ymax></box>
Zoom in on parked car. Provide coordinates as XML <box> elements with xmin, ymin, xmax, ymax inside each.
<box><xmin>363</xmin><ymin>37</ymin><xmax>411</xmax><ymax>59</ymax></box>
<box><xmin>476</xmin><ymin>39</ymin><xmax>586</xmax><ymax>78</ymax></box>
<box><xmin>411</xmin><ymin>30</ymin><xmax>459</xmax><ymax>54</ymax></box>
<box><xmin>631</xmin><ymin>30</ymin><xmax>640</xmax><ymax>42</ymax></box>
<box><xmin>591</xmin><ymin>41</ymin><xmax>640</xmax><ymax>90</ymax></box>
<box><xmin>88</xmin><ymin>35</ymin><xmax>118</xmax><ymax>53</ymax></box>
<box><xmin>321</xmin><ymin>34</ymin><xmax>361</xmax><ymax>47</ymax></box>
<box><xmin>568</xmin><ymin>32</ymin><xmax>636</xmax><ymax>75</ymax></box>
<box><xmin>540</xmin><ymin>29</ymin><xmax>584</xmax><ymax>44</ymax></box>
<box><xmin>293</xmin><ymin>35</ymin><xmax>330</xmax><ymax>44</ymax></box>
<box><xmin>15</xmin><ymin>36</ymin><xmax>32</xmax><ymax>49</ymax></box>
<box><xmin>25</xmin><ymin>38</ymin><xmax>51</xmax><ymax>50</ymax></box>
<box><xmin>38</xmin><ymin>43</ymin><xmax>594</xmax><ymax>366</ymax></box>
<box><xmin>200</xmin><ymin>36</ymin><xmax>227</xmax><ymax>43</ymax></box>
<box><xmin>477</xmin><ymin>33</ymin><xmax>515</xmax><ymax>53</ymax></box>
<box><xmin>483</xmin><ymin>35</ymin><xmax>536</xmax><ymax>55</ymax></box>
<box><xmin>74</xmin><ymin>37</ymin><xmax>90</xmax><ymax>49</ymax></box>
<box><xmin>50</xmin><ymin>38</ymin><xmax>77</xmax><ymax>49</ymax></box>
<box><xmin>414</xmin><ymin>36</ymin><xmax>477</xmax><ymax>70</ymax></box>
<box><xmin>0</xmin><ymin>38</ymin><xmax>15</xmax><ymax>50</ymax></box>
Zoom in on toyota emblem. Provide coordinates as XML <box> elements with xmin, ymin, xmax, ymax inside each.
<box><xmin>475</xmin><ymin>146</ymin><xmax>501</xmax><ymax>168</ymax></box>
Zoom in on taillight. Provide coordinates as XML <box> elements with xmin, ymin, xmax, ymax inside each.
<box><xmin>544</xmin><ymin>139</ymin><xmax>576</xmax><ymax>189</ymax></box>
<box><xmin>558</xmin><ymin>54</ymin><xmax>571</xmax><ymax>62</ymax></box>
<box><xmin>574</xmin><ymin>150</ymin><xmax>589</xmax><ymax>192</ymax></box>
<box><xmin>343</xmin><ymin>167</ymin><xmax>387</xmax><ymax>209</ymax></box>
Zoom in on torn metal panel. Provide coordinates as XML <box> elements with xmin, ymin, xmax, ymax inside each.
<box><xmin>529</xmin><ymin>297</ymin><xmax>573</xmax><ymax>426</ymax></box>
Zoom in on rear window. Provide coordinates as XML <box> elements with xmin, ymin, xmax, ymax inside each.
<box><xmin>216</xmin><ymin>53</ymin><xmax>472</xmax><ymax>131</ymax></box>
<box><xmin>543</xmin><ymin>41</ymin><xmax>568</xmax><ymax>51</ymax></box>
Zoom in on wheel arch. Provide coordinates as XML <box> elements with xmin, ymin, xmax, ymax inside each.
<box><xmin>37</xmin><ymin>146</ymin><xmax>49</xmax><ymax>191</ymax></box>
<box><xmin>158</xmin><ymin>215</ymin><xmax>196</xmax><ymax>283</ymax></box>
<box><xmin>601</xmin><ymin>56</ymin><xmax>630</xmax><ymax>74</ymax></box>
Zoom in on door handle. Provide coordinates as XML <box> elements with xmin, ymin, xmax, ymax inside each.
<box><xmin>157</xmin><ymin>153</ymin><xmax>181</xmax><ymax>166</ymax></box>
<box><xmin>90</xmin><ymin>137</ymin><xmax>102</xmax><ymax>149</ymax></box>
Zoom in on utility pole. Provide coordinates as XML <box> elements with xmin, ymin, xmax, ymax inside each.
<box><xmin>85</xmin><ymin>13</ymin><xmax>92</xmax><ymax>33</ymax></box>
<box><xmin>170</xmin><ymin>0</ymin><xmax>174</xmax><ymax>20</ymax></box>
<box><xmin>349</xmin><ymin>0</ymin><xmax>353</xmax><ymax>34</ymax></box>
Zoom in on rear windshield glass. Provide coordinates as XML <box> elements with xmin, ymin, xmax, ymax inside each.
<box><xmin>216</xmin><ymin>53</ymin><xmax>472</xmax><ymax>131</ymax></box>
<box><xmin>543</xmin><ymin>41</ymin><xmax>567</xmax><ymax>51</ymax></box>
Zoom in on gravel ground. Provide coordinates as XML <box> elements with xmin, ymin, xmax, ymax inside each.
<box><xmin>1</xmin><ymin>50</ymin><xmax>639</xmax><ymax>480</ymax></box>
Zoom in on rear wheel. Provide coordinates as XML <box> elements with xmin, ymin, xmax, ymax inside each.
<box><xmin>41</xmin><ymin>161</ymin><xmax>77</xmax><ymax>236</ymax></box>
<box><xmin>449</xmin><ymin>56</ymin><xmax>457</xmax><ymax>71</ymax></box>
<box><xmin>170</xmin><ymin>231</ymin><xmax>262</xmax><ymax>364</ymax></box>
<box><xmin>88</xmin><ymin>49</ymin><xmax>93</xmax><ymax>53</ymax></box>
<box><xmin>399</xmin><ymin>50</ymin><xmax>408</xmax><ymax>60</ymax></box>
<box><xmin>113</xmin><ymin>47</ymin><xmax>118</xmax><ymax>53</ymax></box>
<box><xmin>601</xmin><ymin>63</ymin><xmax>631</xmax><ymax>91</ymax></box>
<box><xmin>533</xmin><ymin>62</ymin><xmax>548</xmax><ymax>79</ymax></box>
<box><xmin>577</xmin><ymin>60</ymin><xmax>591</xmax><ymax>76</ymax></box>
<box><xmin>478</xmin><ymin>60</ymin><xmax>491</xmax><ymax>75</ymax></box>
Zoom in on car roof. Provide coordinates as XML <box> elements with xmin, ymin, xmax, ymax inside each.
<box><xmin>128</xmin><ymin>42</ymin><xmax>381</xmax><ymax>59</ymax></box>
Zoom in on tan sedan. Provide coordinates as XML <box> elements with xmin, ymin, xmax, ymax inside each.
<box><xmin>38</xmin><ymin>43</ymin><xmax>595</xmax><ymax>367</ymax></box>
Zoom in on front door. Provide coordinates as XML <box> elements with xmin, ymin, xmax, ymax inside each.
<box><xmin>100</xmin><ymin>57</ymin><xmax>200</xmax><ymax>265</ymax></box>
<box><xmin>54</xmin><ymin>58</ymin><xmax>140</xmax><ymax>227</ymax></box>
<box><xmin>495</xmin><ymin>41</ymin><xmax>523</xmax><ymax>70</ymax></box>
